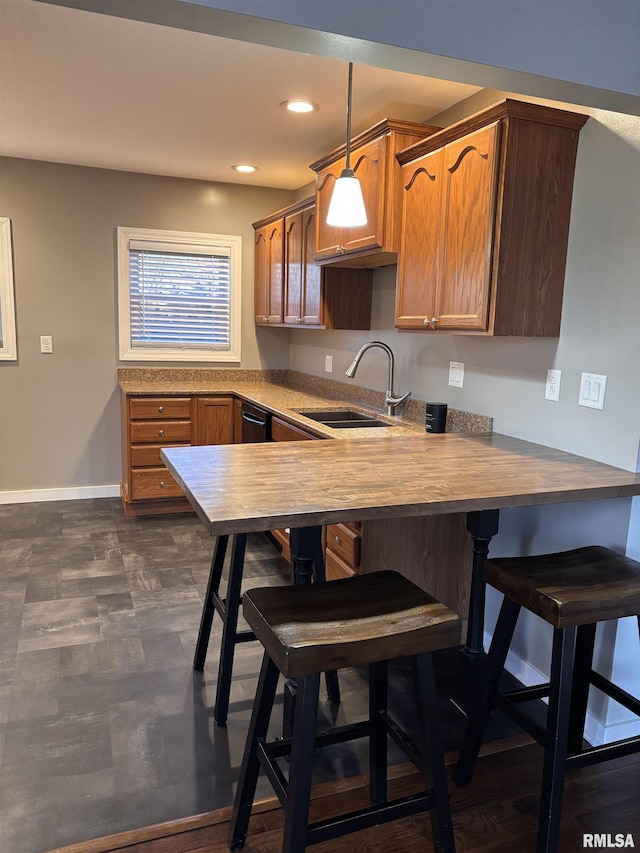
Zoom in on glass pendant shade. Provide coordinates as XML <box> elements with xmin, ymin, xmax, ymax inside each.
<box><xmin>326</xmin><ymin>170</ymin><xmax>367</xmax><ymax>227</ymax></box>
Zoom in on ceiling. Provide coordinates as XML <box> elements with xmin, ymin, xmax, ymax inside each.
<box><xmin>0</xmin><ymin>0</ymin><xmax>481</xmax><ymax>190</ymax></box>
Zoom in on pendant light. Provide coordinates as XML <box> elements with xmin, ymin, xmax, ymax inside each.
<box><xmin>326</xmin><ymin>62</ymin><xmax>367</xmax><ymax>228</ymax></box>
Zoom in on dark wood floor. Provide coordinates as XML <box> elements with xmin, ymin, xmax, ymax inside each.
<box><xmin>45</xmin><ymin>741</ymin><xmax>640</xmax><ymax>853</ymax></box>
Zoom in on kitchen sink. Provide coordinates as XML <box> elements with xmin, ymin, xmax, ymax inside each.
<box><xmin>298</xmin><ymin>409</ymin><xmax>395</xmax><ymax>429</ymax></box>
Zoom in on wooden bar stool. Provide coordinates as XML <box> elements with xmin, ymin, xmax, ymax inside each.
<box><xmin>194</xmin><ymin>528</ymin><xmax>339</xmax><ymax>726</ymax></box>
<box><xmin>454</xmin><ymin>545</ymin><xmax>640</xmax><ymax>853</ymax></box>
<box><xmin>230</xmin><ymin>570</ymin><xmax>462</xmax><ymax>853</ymax></box>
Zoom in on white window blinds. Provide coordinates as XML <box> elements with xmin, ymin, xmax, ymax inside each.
<box><xmin>128</xmin><ymin>240</ymin><xmax>232</xmax><ymax>351</ymax></box>
<box><xmin>117</xmin><ymin>227</ymin><xmax>242</xmax><ymax>363</ymax></box>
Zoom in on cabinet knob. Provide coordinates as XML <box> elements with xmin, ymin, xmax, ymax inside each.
<box><xmin>158</xmin><ymin>405</ymin><xmax>164</xmax><ymax>413</ymax></box>
<box><xmin>159</xmin><ymin>481</ymin><xmax>165</xmax><ymax>488</ymax></box>
<box><xmin>335</xmin><ymin>535</ymin><xmax>342</xmax><ymax>545</ymax></box>
<box><xmin>337</xmin><ymin>245</ymin><xmax>346</xmax><ymax>254</ymax></box>
<box><xmin>297</xmin><ymin>317</ymin><xmax>303</xmax><ymax>323</ymax></box>
<box><xmin>423</xmin><ymin>318</ymin><xmax>430</xmax><ymax>326</ymax></box>
<box><xmin>158</xmin><ymin>429</ymin><xmax>164</xmax><ymax>436</ymax></box>
<box><xmin>431</xmin><ymin>317</ymin><xmax>438</xmax><ymax>328</ymax></box>
<box><xmin>263</xmin><ymin>316</ymin><xmax>268</xmax><ymax>322</ymax></box>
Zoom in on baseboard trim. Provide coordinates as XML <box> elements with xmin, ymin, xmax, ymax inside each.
<box><xmin>0</xmin><ymin>485</ymin><xmax>120</xmax><ymax>504</ymax></box>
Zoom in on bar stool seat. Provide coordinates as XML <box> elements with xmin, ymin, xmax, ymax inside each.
<box><xmin>454</xmin><ymin>545</ymin><xmax>640</xmax><ymax>853</ymax></box>
<box><xmin>230</xmin><ymin>570</ymin><xmax>462</xmax><ymax>853</ymax></box>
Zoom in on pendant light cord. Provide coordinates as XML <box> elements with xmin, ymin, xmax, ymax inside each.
<box><xmin>345</xmin><ymin>62</ymin><xmax>353</xmax><ymax>173</ymax></box>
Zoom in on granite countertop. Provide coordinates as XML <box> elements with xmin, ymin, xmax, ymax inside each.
<box><xmin>118</xmin><ymin>368</ymin><xmax>493</xmax><ymax>439</ymax></box>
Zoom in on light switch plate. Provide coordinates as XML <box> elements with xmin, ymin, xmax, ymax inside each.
<box><xmin>449</xmin><ymin>361</ymin><xmax>464</xmax><ymax>388</ymax></box>
<box><xmin>578</xmin><ymin>372</ymin><xmax>607</xmax><ymax>410</ymax></box>
<box><xmin>325</xmin><ymin>355</ymin><xmax>333</xmax><ymax>373</ymax></box>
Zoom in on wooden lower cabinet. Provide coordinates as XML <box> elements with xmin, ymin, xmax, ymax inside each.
<box><xmin>195</xmin><ymin>396</ymin><xmax>234</xmax><ymax>445</ymax></box>
<box><xmin>324</xmin><ymin>521</ymin><xmax>361</xmax><ymax>580</ymax></box>
<box><xmin>360</xmin><ymin>514</ymin><xmax>472</xmax><ymax>619</ymax></box>
<box><xmin>121</xmin><ymin>393</ymin><xmax>235</xmax><ymax>517</ymax></box>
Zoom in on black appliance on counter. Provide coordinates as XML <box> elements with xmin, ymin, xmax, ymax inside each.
<box><xmin>240</xmin><ymin>401</ymin><xmax>272</xmax><ymax>443</ymax></box>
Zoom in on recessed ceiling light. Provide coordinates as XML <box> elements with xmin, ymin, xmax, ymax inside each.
<box><xmin>281</xmin><ymin>99</ymin><xmax>318</xmax><ymax>114</ymax></box>
<box><xmin>232</xmin><ymin>164</ymin><xmax>258</xmax><ymax>173</ymax></box>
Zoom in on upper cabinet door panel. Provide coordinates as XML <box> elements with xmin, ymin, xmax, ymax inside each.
<box><xmin>341</xmin><ymin>136</ymin><xmax>386</xmax><ymax>255</ymax></box>
<box><xmin>284</xmin><ymin>211</ymin><xmax>303</xmax><ymax>325</ymax></box>
<box><xmin>315</xmin><ymin>160</ymin><xmax>347</xmax><ymax>260</ymax></box>
<box><xmin>395</xmin><ymin>148</ymin><xmax>443</xmax><ymax>329</ymax></box>
<box><xmin>254</xmin><ymin>227</ymin><xmax>270</xmax><ymax>323</ymax></box>
<box><xmin>437</xmin><ymin>122</ymin><xmax>500</xmax><ymax>330</ymax></box>
<box><xmin>267</xmin><ymin>220</ymin><xmax>284</xmax><ymax>324</ymax></box>
<box><xmin>301</xmin><ymin>206</ymin><xmax>322</xmax><ymax>326</ymax></box>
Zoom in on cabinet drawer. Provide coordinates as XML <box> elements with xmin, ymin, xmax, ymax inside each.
<box><xmin>129</xmin><ymin>397</ymin><xmax>192</xmax><ymax>420</ymax></box>
<box><xmin>130</xmin><ymin>468</ymin><xmax>184</xmax><ymax>500</ymax></box>
<box><xmin>130</xmin><ymin>420</ymin><xmax>192</xmax><ymax>444</ymax></box>
<box><xmin>130</xmin><ymin>443</ymin><xmax>190</xmax><ymax>468</ymax></box>
<box><xmin>326</xmin><ymin>523</ymin><xmax>360</xmax><ymax>570</ymax></box>
<box><xmin>325</xmin><ymin>548</ymin><xmax>357</xmax><ymax>581</ymax></box>
<box><xmin>271</xmin><ymin>417</ymin><xmax>315</xmax><ymax>442</ymax></box>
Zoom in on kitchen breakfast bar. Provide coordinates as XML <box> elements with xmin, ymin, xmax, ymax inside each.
<box><xmin>162</xmin><ymin>432</ymin><xmax>640</xmax><ymax>713</ymax></box>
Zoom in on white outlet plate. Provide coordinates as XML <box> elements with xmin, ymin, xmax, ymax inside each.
<box><xmin>324</xmin><ymin>354</ymin><xmax>333</xmax><ymax>373</ymax></box>
<box><xmin>579</xmin><ymin>372</ymin><xmax>607</xmax><ymax>410</ymax></box>
<box><xmin>40</xmin><ymin>335</ymin><xmax>53</xmax><ymax>353</ymax></box>
<box><xmin>448</xmin><ymin>361</ymin><xmax>464</xmax><ymax>388</ymax></box>
<box><xmin>545</xmin><ymin>368</ymin><xmax>562</xmax><ymax>401</ymax></box>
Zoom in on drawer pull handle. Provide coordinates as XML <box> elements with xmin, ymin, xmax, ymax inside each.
<box><xmin>159</xmin><ymin>481</ymin><xmax>165</xmax><ymax>488</ymax></box>
<box><xmin>159</xmin><ymin>429</ymin><xmax>164</xmax><ymax>436</ymax></box>
<box><xmin>335</xmin><ymin>536</ymin><xmax>342</xmax><ymax>545</ymax></box>
<box><xmin>158</xmin><ymin>405</ymin><xmax>164</xmax><ymax>413</ymax></box>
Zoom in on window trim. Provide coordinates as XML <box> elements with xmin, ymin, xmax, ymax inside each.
<box><xmin>117</xmin><ymin>226</ymin><xmax>242</xmax><ymax>362</ymax></box>
<box><xmin>0</xmin><ymin>218</ymin><xmax>17</xmax><ymax>362</ymax></box>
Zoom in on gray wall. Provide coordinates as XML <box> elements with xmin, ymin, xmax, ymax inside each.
<box><xmin>287</xmin><ymin>96</ymin><xmax>640</xmax><ymax>741</ymax></box>
<box><xmin>0</xmin><ymin>157</ymin><xmax>293</xmax><ymax>495</ymax></box>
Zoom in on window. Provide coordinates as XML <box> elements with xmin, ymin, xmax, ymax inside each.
<box><xmin>117</xmin><ymin>226</ymin><xmax>242</xmax><ymax>362</ymax></box>
<box><xmin>0</xmin><ymin>218</ymin><xmax>17</xmax><ymax>361</ymax></box>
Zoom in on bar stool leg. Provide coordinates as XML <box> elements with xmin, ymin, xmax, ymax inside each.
<box><xmin>537</xmin><ymin>626</ymin><xmax>576</xmax><ymax>853</ymax></box>
<box><xmin>230</xmin><ymin>652</ymin><xmax>280</xmax><ymax>851</ymax></box>
<box><xmin>415</xmin><ymin>652</ymin><xmax>456</xmax><ymax>853</ymax></box>
<box><xmin>567</xmin><ymin>623</ymin><xmax>596</xmax><ymax>753</ymax></box>
<box><xmin>283</xmin><ymin>672</ymin><xmax>321</xmax><ymax>853</ymax></box>
<box><xmin>194</xmin><ymin>534</ymin><xmax>228</xmax><ymax>671</ymax></box>
<box><xmin>214</xmin><ymin>532</ymin><xmax>248</xmax><ymax>725</ymax></box>
<box><xmin>369</xmin><ymin>660</ymin><xmax>388</xmax><ymax>805</ymax></box>
<box><xmin>454</xmin><ymin>596</ymin><xmax>521</xmax><ymax>786</ymax></box>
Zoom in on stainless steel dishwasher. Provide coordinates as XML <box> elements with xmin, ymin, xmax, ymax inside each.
<box><xmin>240</xmin><ymin>401</ymin><xmax>272</xmax><ymax>443</ymax></box>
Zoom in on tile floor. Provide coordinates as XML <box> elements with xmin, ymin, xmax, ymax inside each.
<box><xmin>1</xmin><ymin>498</ymin><xmax>475</xmax><ymax>853</ymax></box>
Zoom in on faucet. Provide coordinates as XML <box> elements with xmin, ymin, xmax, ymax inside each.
<box><xmin>345</xmin><ymin>341</ymin><xmax>412</xmax><ymax>416</ymax></box>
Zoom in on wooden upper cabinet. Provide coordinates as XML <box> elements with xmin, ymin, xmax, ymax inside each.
<box><xmin>395</xmin><ymin>99</ymin><xmax>588</xmax><ymax>336</ymax></box>
<box><xmin>261</xmin><ymin>197</ymin><xmax>373</xmax><ymax>330</ymax></box>
<box><xmin>310</xmin><ymin>119</ymin><xmax>440</xmax><ymax>268</ymax></box>
<box><xmin>253</xmin><ymin>218</ymin><xmax>283</xmax><ymax>325</ymax></box>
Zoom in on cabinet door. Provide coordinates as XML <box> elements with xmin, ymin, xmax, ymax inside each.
<box><xmin>195</xmin><ymin>397</ymin><xmax>234</xmax><ymax>446</ymax></box>
<box><xmin>395</xmin><ymin>148</ymin><xmax>443</xmax><ymax>329</ymax></box>
<box><xmin>301</xmin><ymin>206</ymin><xmax>323</xmax><ymax>325</ymax></box>
<box><xmin>284</xmin><ymin>211</ymin><xmax>303</xmax><ymax>325</ymax></box>
<box><xmin>254</xmin><ymin>220</ymin><xmax>284</xmax><ymax>325</ymax></box>
<box><xmin>342</xmin><ymin>135</ymin><xmax>386</xmax><ymax>255</ymax></box>
<box><xmin>314</xmin><ymin>159</ymin><xmax>347</xmax><ymax>260</ymax></box>
<box><xmin>437</xmin><ymin>122</ymin><xmax>500</xmax><ymax>331</ymax></box>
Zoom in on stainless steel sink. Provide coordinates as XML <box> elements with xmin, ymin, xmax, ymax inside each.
<box><xmin>298</xmin><ymin>409</ymin><xmax>394</xmax><ymax>429</ymax></box>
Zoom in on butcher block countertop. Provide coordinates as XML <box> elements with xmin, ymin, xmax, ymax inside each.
<box><xmin>161</xmin><ymin>433</ymin><xmax>640</xmax><ymax>537</ymax></box>
<box><xmin>118</xmin><ymin>368</ymin><xmax>492</xmax><ymax>440</ymax></box>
